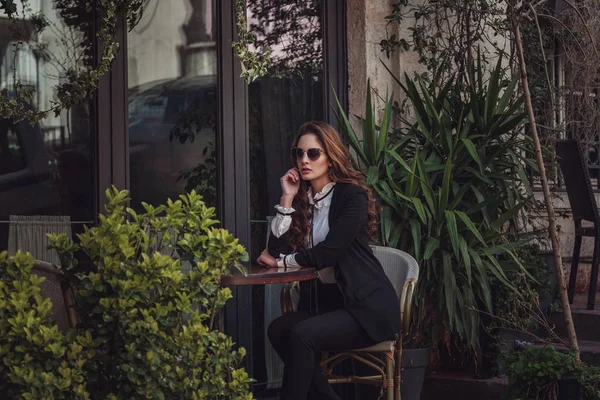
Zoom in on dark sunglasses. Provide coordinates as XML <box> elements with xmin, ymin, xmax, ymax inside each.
<box><xmin>291</xmin><ymin>147</ymin><xmax>325</xmax><ymax>161</ymax></box>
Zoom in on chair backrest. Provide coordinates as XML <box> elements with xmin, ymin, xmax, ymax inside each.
<box><xmin>32</xmin><ymin>260</ymin><xmax>72</xmax><ymax>333</ymax></box>
<box><xmin>556</xmin><ymin>139</ymin><xmax>600</xmax><ymax>223</ymax></box>
<box><xmin>371</xmin><ymin>245</ymin><xmax>419</xmax><ymax>298</ymax></box>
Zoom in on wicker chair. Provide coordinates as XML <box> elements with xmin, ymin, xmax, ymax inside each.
<box><xmin>280</xmin><ymin>246</ymin><xmax>419</xmax><ymax>400</ymax></box>
<box><xmin>32</xmin><ymin>260</ymin><xmax>77</xmax><ymax>333</ymax></box>
<box><xmin>556</xmin><ymin>139</ymin><xmax>600</xmax><ymax>310</ymax></box>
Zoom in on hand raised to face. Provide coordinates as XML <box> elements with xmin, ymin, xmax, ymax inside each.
<box><xmin>280</xmin><ymin>168</ymin><xmax>300</xmax><ymax>197</ymax></box>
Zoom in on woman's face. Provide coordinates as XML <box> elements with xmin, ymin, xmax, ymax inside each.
<box><xmin>296</xmin><ymin>133</ymin><xmax>331</xmax><ymax>188</ymax></box>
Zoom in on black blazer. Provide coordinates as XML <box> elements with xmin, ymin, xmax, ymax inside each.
<box><xmin>268</xmin><ymin>182</ymin><xmax>401</xmax><ymax>343</ymax></box>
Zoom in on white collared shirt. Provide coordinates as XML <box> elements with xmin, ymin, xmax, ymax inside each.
<box><xmin>272</xmin><ymin>182</ymin><xmax>336</xmax><ymax>269</ymax></box>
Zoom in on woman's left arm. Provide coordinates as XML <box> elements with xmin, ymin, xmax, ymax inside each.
<box><xmin>294</xmin><ymin>187</ymin><xmax>368</xmax><ymax>269</ymax></box>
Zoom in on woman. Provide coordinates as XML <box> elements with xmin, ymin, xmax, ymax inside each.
<box><xmin>257</xmin><ymin>121</ymin><xmax>401</xmax><ymax>400</ymax></box>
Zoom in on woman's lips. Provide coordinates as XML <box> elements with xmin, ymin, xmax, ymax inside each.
<box><xmin>301</xmin><ymin>168</ymin><xmax>311</xmax><ymax>174</ymax></box>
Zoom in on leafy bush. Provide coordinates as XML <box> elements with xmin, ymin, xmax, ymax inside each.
<box><xmin>0</xmin><ymin>187</ymin><xmax>253</xmax><ymax>399</ymax></box>
<box><xmin>337</xmin><ymin>56</ymin><xmax>537</xmax><ymax>347</ymax></box>
<box><xmin>506</xmin><ymin>345</ymin><xmax>600</xmax><ymax>400</ymax></box>
<box><xmin>0</xmin><ymin>251</ymin><xmax>94</xmax><ymax>399</ymax></box>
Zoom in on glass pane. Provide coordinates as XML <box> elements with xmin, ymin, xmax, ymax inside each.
<box><xmin>247</xmin><ymin>1</ymin><xmax>324</xmax><ymax>394</ymax></box>
<box><xmin>248</xmin><ymin>1</ymin><xmax>324</xmax><ymax>259</ymax></box>
<box><xmin>0</xmin><ymin>1</ymin><xmax>96</xmax><ymax>254</ymax></box>
<box><xmin>128</xmin><ymin>0</ymin><xmax>218</xmax><ymax>211</ymax></box>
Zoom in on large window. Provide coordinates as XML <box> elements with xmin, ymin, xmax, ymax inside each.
<box><xmin>127</xmin><ymin>0</ymin><xmax>218</xmax><ymax>210</ymax></box>
<box><xmin>0</xmin><ymin>1</ymin><xmax>95</xmax><ymax>260</ymax></box>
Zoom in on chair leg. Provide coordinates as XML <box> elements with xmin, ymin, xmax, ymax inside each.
<box><xmin>386</xmin><ymin>356</ymin><xmax>394</xmax><ymax>400</ymax></box>
<box><xmin>587</xmin><ymin>236</ymin><xmax>600</xmax><ymax>310</ymax></box>
<box><xmin>569</xmin><ymin>232</ymin><xmax>583</xmax><ymax>304</ymax></box>
<box><xmin>395</xmin><ymin>345</ymin><xmax>402</xmax><ymax>400</ymax></box>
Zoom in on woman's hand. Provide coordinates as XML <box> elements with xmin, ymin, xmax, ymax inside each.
<box><xmin>257</xmin><ymin>249</ymin><xmax>280</xmax><ymax>268</ymax></box>
<box><xmin>280</xmin><ymin>168</ymin><xmax>300</xmax><ymax>199</ymax></box>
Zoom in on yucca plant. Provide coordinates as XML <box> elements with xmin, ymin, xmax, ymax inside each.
<box><xmin>342</xmin><ymin>56</ymin><xmax>538</xmax><ymax>347</ymax></box>
<box><xmin>334</xmin><ymin>79</ymin><xmax>396</xmax><ymax>186</ymax></box>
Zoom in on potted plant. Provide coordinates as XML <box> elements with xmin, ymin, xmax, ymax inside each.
<box><xmin>506</xmin><ymin>343</ymin><xmax>600</xmax><ymax>400</ymax></box>
<box><xmin>0</xmin><ymin>187</ymin><xmax>254</xmax><ymax>399</ymax></box>
<box><xmin>335</xmin><ymin>55</ymin><xmax>537</xmax><ymax>398</ymax></box>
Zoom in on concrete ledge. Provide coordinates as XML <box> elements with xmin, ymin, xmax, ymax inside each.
<box><xmin>421</xmin><ymin>373</ymin><xmax>508</xmax><ymax>400</ymax></box>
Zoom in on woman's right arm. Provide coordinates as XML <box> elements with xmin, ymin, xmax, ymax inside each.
<box><xmin>266</xmin><ymin>169</ymin><xmax>299</xmax><ymax>257</ymax></box>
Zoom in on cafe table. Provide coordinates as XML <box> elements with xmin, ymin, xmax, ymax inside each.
<box><xmin>221</xmin><ymin>265</ymin><xmax>317</xmax><ymax>318</ymax></box>
<box><xmin>221</xmin><ymin>265</ymin><xmax>316</xmax><ymax>286</ymax></box>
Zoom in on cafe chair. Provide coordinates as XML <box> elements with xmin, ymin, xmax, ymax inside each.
<box><xmin>280</xmin><ymin>246</ymin><xmax>419</xmax><ymax>400</ymax></box>
<box><xmin>32</xmin><ymin>260</ymin><xmax>78</xmax><ymax>333</ymax></box>
<box><xmin>321</xmin><ymin>246</ymin><xmax>418</xmax><ymax>400</ymax></box>
<box><xmin>556</xmin><ymin>139</ymin><xmax>600</xmax><ymax>310</ymax></box>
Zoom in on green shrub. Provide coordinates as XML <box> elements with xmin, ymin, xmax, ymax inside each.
<box><xmin>0</xmin><ymin>187</ymin><xmax>253</xmax><ymax>399</ymax></box>
<box><xmin>506</xmin><ymin>345</ymin><xmax>600</xmax><ymax>400</ymax></box>
<box><xmin>0</xmin><ymin>251</ymin><xmax>94</xmax><ymax>399</ymax></box>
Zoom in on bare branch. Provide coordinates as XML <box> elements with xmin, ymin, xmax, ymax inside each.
<box><xmin>536</xmin><ymin>13</ymin><xmax>586</xmax><ymax>56</ymax></box>
<box><xmin>562</xmin><ymin>0</ymin><xmax>600</xmax><ymax>57</ymax></box>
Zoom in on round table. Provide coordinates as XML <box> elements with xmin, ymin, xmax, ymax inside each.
<box><xmin>221</xmin><ymin>265</ymin><xmax>316</xmax><ymax>286</ymax></box>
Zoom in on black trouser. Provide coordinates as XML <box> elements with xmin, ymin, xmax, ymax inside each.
<box><xmin>268</xmin><ymin>308</ymin><xmax>376</xmax><ymax>400</ymax></box>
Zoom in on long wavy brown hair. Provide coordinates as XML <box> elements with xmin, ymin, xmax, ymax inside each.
<box><xmin>288</xmin><ymin>121</ymin><xmax>378</xmax><ymax>251</ymax></box>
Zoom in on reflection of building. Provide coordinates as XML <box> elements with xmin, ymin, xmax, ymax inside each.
<box><xmin>180</xmin><ymin>0</ymin><xmax>216</xmax><ymax>76</ymax></box>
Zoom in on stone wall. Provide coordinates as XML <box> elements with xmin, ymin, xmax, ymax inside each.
<box><xmin>346</xmin><ymin>0</ymin><xmax>413</xmax><ymax>128</ymax></box>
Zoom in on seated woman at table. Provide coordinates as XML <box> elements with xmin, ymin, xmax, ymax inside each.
<box><xmin>257</xmin><ymin>121</ymin><xmax>401</xmax><ymax>400</ymax></box>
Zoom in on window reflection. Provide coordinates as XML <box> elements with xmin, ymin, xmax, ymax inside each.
<box><xmin>0</xmin><ymin>0</ymin><xmax>95</xmax><ymax>253</ymax></box>
<box><xmin>248</xmin><ymin>0</ymin><xmax>324</xmax><ymax>258</ymax></box>
<box><xmin>247</xmin><ymin>1</ymin><xmax>325</xmax><ymax>395</ymax></box>
<box><xmin>128</xmin><ymin>0</ymin><xmax>218</xmax><ymax>211</ymax></box>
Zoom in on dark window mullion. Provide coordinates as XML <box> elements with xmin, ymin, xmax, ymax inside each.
<box><xmin>95</xmin><ymin>12</ymin><xmax>128</xmax><ymax>217</ymax></box>
<box><xmin>217</xmin><ymin>0</ymin><xmax>253</xmax><ymax>378</ymax></box>
<box><xmin>323</xmin><ymin>0</ymin><xmax>348</xmax><ymax>126</ymax></box>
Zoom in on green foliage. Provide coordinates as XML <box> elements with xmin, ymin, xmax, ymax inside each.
<box><xmin>491</xmin><ymin>244</ymin><xmax>551</xmax><ymax>332</ymax></box>
<box><xmin>580</xmin><ymin>364</ymin><xmax>600</xmax><ymax>400</ymax></box>
<box><xmin>232</xmin><ymin>0</ymin><xmax>272</xmax><ymax>83</ymax></box>
<box><xmin>0</xmin><ymin>251</ymin><xmax>94</xmax><ymax>399</ymax></box>
<box><xmin>341</xmin><ymin>55</ymin><xmax>536</xmax><ymax>347</ymax></box>
<box><xmin>334</xmin><ymin>79</ymin><xmax>395</xmax><ymax>185</ymax></box>
<box><xmin>177</xmin><ymin>143</ymin><xmax>218</xmax><ymax>208</ymax></box>
<box><xmin>506</xmin><ymin>345</ymin><xmax>600</xmax><ymax>400</ymax></box>
<box><xmin>507</xmin><ymin>345</ymin><xmax>578</xmax><ymax>400</ymax></box>
<box><xmin>0</xmin><ymin>187</ymin><xmax>253</xmax><ymax>399</ymax></box>
<box><xmin>0</xmin><ymin>0</ymin><xmax>145</xmax><ymax>123</ymax></box>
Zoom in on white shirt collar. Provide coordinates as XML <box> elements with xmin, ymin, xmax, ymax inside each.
<box><xmin>308</xmin><ymin>182</ymin><xmax>336</xmax><ymax>209</ymax></box>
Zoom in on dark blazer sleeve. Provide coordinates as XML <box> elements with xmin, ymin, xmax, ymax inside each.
<box><xmin>267</xmin><ymin>230</ymin><xmax>293</xmax><ymax>257</ymax></box>
<box><xmin>294</xmin><ymin>186</ymin><xmax>368</xmax><ymax>269</ymax></box>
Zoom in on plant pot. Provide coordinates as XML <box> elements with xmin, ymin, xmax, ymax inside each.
<box><xmin>401</xmin><ymin>348</ymin><xmax>430</xmax><ymax>400</ymax></box>
<box><xmin>558</xmin><ymin>376</ymin><xmax>581</xmax><ymax>400</ymax></box>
